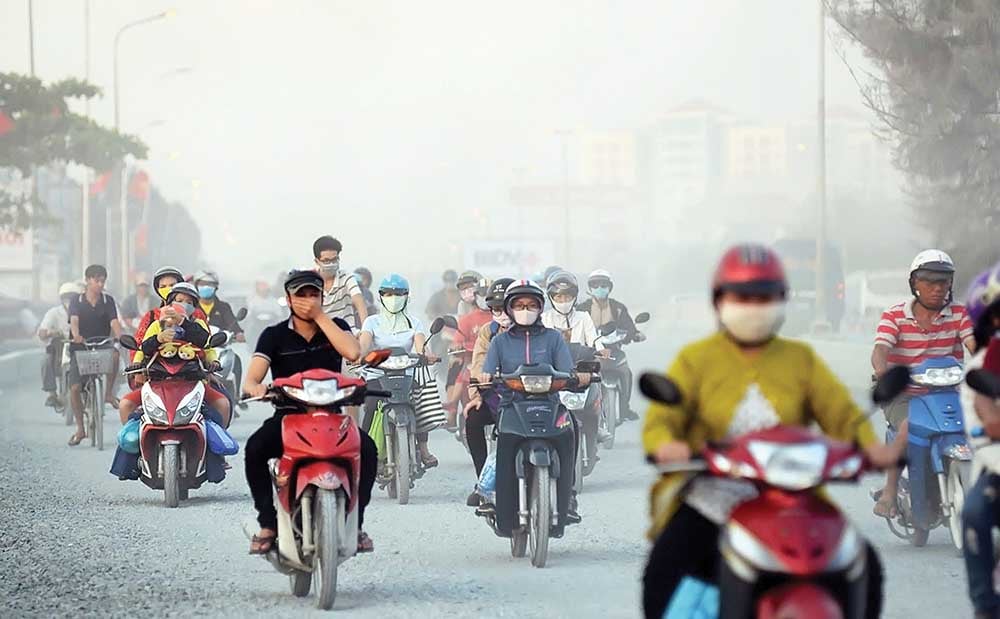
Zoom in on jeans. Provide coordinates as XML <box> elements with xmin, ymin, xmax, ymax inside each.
<box><xmin>466</xmin><ymin>398</ymin><xmax>498</xmax><ymax>477</ymax></box>
<box><xmin>245</xmin><ymin>412</ymin><xmax>378</xmax><ymax>530</ymax></box>
<box><xmin>963</xmin><ymin>472</ymin><xmax>1000</xmax><ymax>613</ymax></box>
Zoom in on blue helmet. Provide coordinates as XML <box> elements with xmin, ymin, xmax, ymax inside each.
<box><xmin>378</xmin><ymin>273</ymin><xmax>410</xmax><ymax>295</ymax></box>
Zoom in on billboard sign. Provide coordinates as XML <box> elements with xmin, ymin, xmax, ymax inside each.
<box><xmin>464</xmin><ymin>240</ymin><xmax>556</xmax><ymax>279</ymax></box>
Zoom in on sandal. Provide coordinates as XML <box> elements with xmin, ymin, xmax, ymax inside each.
<box><xmin>249</xmin><ymin>532</ymin><xmax>277</xmax><ymax>555</ymax></box>
<box><xmin>357</xmin><ymin>531</ymin><xmax>374</xmax><ymax>553</ymax></box>
<box><xmin>67</xmin><ymin>431</ymin><xmax>86</xmax><ymax>446</ymax></box>
<box><xmin>872</xmin><ymin>489</ymin><xmax>898</xmax><ymax>519</ymax></box>
<box><xmin>420</xmin><ymin>452</ymin><xmax>439</xmax><ymax>469</ymax></box>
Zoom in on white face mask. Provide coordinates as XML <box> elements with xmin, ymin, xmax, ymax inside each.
<box><xmin>718</xmin><ymin>301</ymin><xmax>786</xmax><ymax>345</ymax></box>
<box><xmin>553</xmin><ymin>300</ymin><xmax>574</xmax><ymax>314</ymax></box>
<box><xmin>512</xmin><ymin>309</ymin><xmax>540</xmax><ymax>326</ymax></box>
<box><xmin>381</xmin><ymin>295</ymin><xmax>407</xmax><ymax>314</ymax></box>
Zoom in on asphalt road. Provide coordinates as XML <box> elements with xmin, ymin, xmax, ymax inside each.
<box><xmin>0</xmin><ymin>337</ymin><xmax>972</xmax><ymax>617</ymax></box>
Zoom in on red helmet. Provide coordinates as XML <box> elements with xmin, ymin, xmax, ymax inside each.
<box><xmin>712</xmin><ymin>243</ymin><xmax>788</xmax><ymax>300</ymax></box>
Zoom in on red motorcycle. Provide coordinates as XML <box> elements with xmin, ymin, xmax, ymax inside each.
<box><xmin>241</xmin><ymin>360</ymin><xmax>389</xmax><ymax>610</ymax></box>
<box><xmin>639</xmin><ymin>369</ymin><xmax>907</xmax><ymax>619</ymax></box>
<box><xmin>120</xmin><ymin>332</ymin><xmax>228</xmax><ymax>507</ymax></box>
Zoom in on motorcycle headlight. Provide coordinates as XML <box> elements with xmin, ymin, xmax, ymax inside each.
<box><xmin>380</xmin><ymin>355</ymin><xmax>418</xmax><ymax>371</ymax></box>
<box><xmin>911</xmin><ymin>366</ymin><xmax>964</xmax><ymax>387</ymax></box>
<box><xmin>283</xmin><ymin>379</ymin><xmax>357</xmax><ymax>406</ymax></box>
<box><xmin>175</xmin><ymin>383</ymin><xmax>205</xmax><ymax>424</ymax></box>
<box><xmin>142</xmin><ymin>386</ymin><xmax>168</xmax><ymax>425</ymax></box>
<box><xmin>521</xmin><ymin>375</ymin><xmax>553</xmax><ymax>394</ymax></box>
<box><xmin>559</xmin><ymin>391</ymin><xmax>587</xmax><ymax>410</ymax></box>
<box><xmin>748</xmin><ymin>440</ymin><xmax>827</xmax><ymax>491</ymax></box>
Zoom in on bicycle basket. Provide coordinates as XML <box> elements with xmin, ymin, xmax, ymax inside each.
<box><xmin>75</xmin><ymin>348</ymin><xmax>115</xmax><ymax>376</ymax></box>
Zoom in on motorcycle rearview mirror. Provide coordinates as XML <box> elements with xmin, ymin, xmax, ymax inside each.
<box><xmin>208</xmin><ymin>332</ymin><xmax>229</xmax><ymax>349</ymax></box>
<box><xmin>872</xmin><ymin>366</ymin><xmax>911</xmax><ymax>405</ymax></box>
<box><xmin>236</xmin><ymin>307</ymin><xmax>248</xmax><ymax>321</ymax></box>
<box><xmin>119</xmin><ymin>334</ymin><xmax>140</xmax><ymax>351</ymax></box>
<box><xmin>634</xmin><ymin>312</ymin><xmax>651</xmax><ymax>324</ymax></box>
<box><xmin>429</xmin><ymin>317</ymin><xmax>446</xmax><ymax>336</ymax></box>
<box><xmin>364</xmin><ymin>349</ymin><xmax>392</xmax><ymax>367</ymax></box>
<box><xmin>439</xmin><ymin>315</ymin><xmax>459</xmax><ymax>329</ymax></box>
<box><xmin>639</xmin><ymin>372</ymin><xmax>682</xmax><ymax>406</ymax></box>
<box><xmin>967</xmin><ymin>368</ymin><xmax>1000</xmax><ymax>398</ymax></box>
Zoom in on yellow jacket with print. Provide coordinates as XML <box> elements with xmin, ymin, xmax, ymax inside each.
<box><xmin>134</xmin><ymin>318</ymin><xmax>219</xmax><ymax>365</ymax></box>
<box><xmin>641</xmin><ymin>331</ymin><xmax>877</xmax><ymax>538</ymax></box>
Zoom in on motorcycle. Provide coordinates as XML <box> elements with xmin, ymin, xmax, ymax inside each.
<box><xmin>871</xmin><ymin>356</ymin><xmax>972</xmax><ymax>549</ymax></box>
<box><xmin>119</xmin><ymin>331</ymin><xmax>229</xmax><ymax>507</ymax></box>
<box><xmin>475</xmin><ymin>362</ymin><xmax>598</xmax><ymax>568</ymax></box>
<box><xmin>209</xmin><ymin>307</ymin><xmax>248</xmax><ymax>411</ymax></box>
<box><xmin>640</xmin><ymin>368</ymin><xmax>908</xmax><ymax>618</ymax></box>
<box><xmin>560</xmin><ymin>350</ymin><xmax>603</xmax><ymax>490</ymax></box>
<box><xmin>240</xmin><ymin>358</ymin><xmax>391</xmax><ymax>610</ymax></box>
<box><xmin>595</xmin><ymin>311</ymin><xmax>650</xmax><ymax>447</ymax></box>
<box><xmin>365</xmin><ymin>317</ymin><xmax>447</xmax><ymax>505</ymax></box>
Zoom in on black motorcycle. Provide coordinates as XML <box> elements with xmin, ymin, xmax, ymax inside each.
<box><xmin>595</xmin><ymin>311</ymin><xmax>649</xmax><ymax>448</ymax></box>
<box><xmin>475</xmin><ymin>362</ymin><xmax>598</xmax><ymax>568</ymax></box>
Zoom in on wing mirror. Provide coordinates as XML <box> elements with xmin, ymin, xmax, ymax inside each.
<box><xmin>208</xmin><ymin>332</ymin><xmax>230</xmax><ymax>349</ymax></box>
<box><xmin>634</xmin><ymin>312</ymin><xmax>650</xmax><ymax>324</ymax></box>
<box><xmin>119</xmin><ymin>335</ymin><xmax>140</xmax><ymax>351</ymax></box>
<box><xmin>429</xmin><ymin>317</ymin><xmax>445</xmax><ymax>335</ymax></box>
<box><xmin>638</xmin><ymin>372</ymin><xmax>682</xmax><ymax>406</ymax></box>
<box><xmin>236</xmin><ymin>307</ymin><xmax>248</xmax><ymax>321</ymax></box>
<box><xmin>967</xmin><ymin>368</ymin><xmax>1000</xmax><ymax>399</ymax></box>
<box><xmin>872</xmin><ymin>366</ymin><xmax>910</xmax><ymax>405</ymax></box>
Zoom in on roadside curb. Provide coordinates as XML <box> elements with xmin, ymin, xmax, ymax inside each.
<box><xmin>0</xmin><ymin>347</ymin><xmax>43</xmax><ymax>388</ymax></box>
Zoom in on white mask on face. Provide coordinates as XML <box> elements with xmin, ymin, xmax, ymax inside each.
<box><xmin>553</xmin><ymin>300</ymin><xmax>574</xmax><ymax>314</ymax></box>
<box><xmin>512</xmin><ymin>309</ymin><xmax>540</xmax><ymax>326</ymax></box>
<box><xmin>718</xmin><ymin>301</ymin><xmax>786</xmax><ymax>345</ymax></box>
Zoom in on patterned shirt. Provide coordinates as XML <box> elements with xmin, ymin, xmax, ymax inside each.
<box><xmin>875</xmin><ymin>299</ymin><xmax>974</xmax><ymax>367</ymax></box>
<box><xmin>321</xmin><ymin>271</ymin><xmax>362</xmax><ymax>330</ymax></box>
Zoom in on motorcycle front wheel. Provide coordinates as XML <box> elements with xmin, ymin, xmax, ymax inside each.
<box><xmin>946</xmin><ymin>459</ymin><xmax>972</xmax><ymax>553</ymax></box>
<box><xmin>163</xmin><ymin>443</ymin><xmax>181</xmax><ymax>508</ymax></box>
<box><xmin>313</xmin><ymin>488</ymin><xmax>340</xmax><ymax>610</ymax></box>
<box><xmin>602</xmin><ymin>385</ymin><xmax>618</xmax><ymax>449</ymax></box>
<box><xmin>394</xmin><ymin>425</ymin><xmax>412</xmax><ymax>505</ymax></box>
<box><xmin>529</xmin><ymin>465</ymin><xmax>551</xmax><ymax>568</ymax></box>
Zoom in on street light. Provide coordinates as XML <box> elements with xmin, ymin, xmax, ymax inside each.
<box><xmin>111</xmin><ymin>8</ymin><xmax>175</xmax><ymax>292</ymax></box>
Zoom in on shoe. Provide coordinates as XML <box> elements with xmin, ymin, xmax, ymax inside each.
<box><xmin>566</xmin><ymin>493</ymin><xmax>582</xmax><ymax>525</ymax></box>
<box><xmin>466</xmin><ymin>490</ymin><xmax>482</xmax><ymax>507</ymax></box>
<box><xmin>597</xmin><ymin>429</ymin><xmax>613</xmax><ymax>445</ymax></box>
<box><xmin>475</xmin><ymin>502</ymin><xmax>496</xmax><ymax>517</ymax></box>
<box><xmin>44</xmin><ymin>393</ymin><xmax>58</xmax><ymax>407</ymax></box>
<box><xmin>622</xmin><ymin>409</ymin><xmax>640</xmax><ymax>422</ymax></box>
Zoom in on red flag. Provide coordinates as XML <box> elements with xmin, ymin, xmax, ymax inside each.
<box><xmin>0</xmin><ymin>111</ymin><xmax>13</xmax><ymax>137</ymax></box>
<box><xmin>90</xmin><ymin>171</ymin><xmax>112</xmax><ymax>196</ymax></box>
<box><xmin>128</xmin><ymin>170</ymin><xmax>150</xmax><ymax>200</ymax></box>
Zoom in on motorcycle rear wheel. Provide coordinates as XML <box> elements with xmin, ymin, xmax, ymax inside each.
<box><xmin>313</xmin><ymin>488</ymin><xmax>340</xmax><ymax>610</ymax></box>
<box><xmin>163</xmin><ymin>443</ymin><xmax>181</xmax><ymax>508</ymax></box>
<box><xmin>602</xmin><ymin>385</ymin><xmax>618</xmax><ymax>449</ymax></box>
<box><xmin>946</xmin><ymin>459</ymin><xmax>971</xmax><ymax>553</ymax></box>
<box><xmin>529</xmin><ymin>465</ymin><xmax>551</xmax><ymax>568</ymax></box>
<box><xmin>574</xmin><ymin>437</ymin><xmax>585</xmax><ymax>494</ymax></box>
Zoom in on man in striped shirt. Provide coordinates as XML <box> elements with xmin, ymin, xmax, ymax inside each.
<box><xmin>313</xmin><ymin>235</ymin><xmax>369</xmax><ymax>332</ymax></box>
<box><xmin>871</xmin><ymin>249</ymin><xmax>975</xmax><ymax>518</ymax></box>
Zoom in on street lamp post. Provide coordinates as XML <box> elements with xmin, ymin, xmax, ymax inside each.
<box><xmin>555</xmin><ymin>130</ymin><xmax>572</xmax><ymax>266</ymax></box>
<box><xmin>111</xmin><ymin>9</ymin><xmax>174</xmax><ymax>292</ymax></box>
<box><xmin>813</xmin><ymin>0</ymin><xmax>830</xmax><ymax>332</ymax></box>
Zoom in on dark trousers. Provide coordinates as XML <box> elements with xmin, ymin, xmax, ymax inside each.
<box><xmin>963</xmin><ymin>472</ymin><xmax>1000</xmax><ymax>614</ymax></box>
<box><xmin>618</xmin><ymin>363</ymin><xmax>634</xmax><ymax>414</ymax></box>
<box><xmin>245</xmin><ymin>413</ymin><xmax>378</xmax><ymax>530</ymax></box>
<box><xmin>42</xmin><ymin>341</ymin><xmax>60</xmax><ymax>392</ymax></box>
<box><xmin>466</xmin><ymin>403</ymin><xmax>497</xmax><ymax>477</ymax></box>
<box><xmin>642</xmin><ymin>504</ymin><xmax>884</xmax><ymax>619</ymax></box>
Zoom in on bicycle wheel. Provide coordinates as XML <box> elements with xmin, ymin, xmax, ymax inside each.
<box><xmin>85</xmin><ymin>380</ymin><xmax>96</xmax><ymax>447</ymax></box>
<box><xmin>93</xmin><ymin>376</ymin><xmax>105</xmax><ymax>451</ymax></box>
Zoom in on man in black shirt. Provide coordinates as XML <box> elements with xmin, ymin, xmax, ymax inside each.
<box><xmin>67</xmin><ymin>264</ymin><xmax>122</xmax><ymax>446</ymax></box>
<box><xmin>242</xmin><ymin>270</ymin><xmax>377</xmax><ymax>554</ymax></box>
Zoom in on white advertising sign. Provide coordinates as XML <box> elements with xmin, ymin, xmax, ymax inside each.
<box><xmin>464</xmin><ymin>240</ymin><xmax>556</xmax><ymax>279</ymax></box>
<box><xmin>0</xmin><ymin>229</ymin><xmax>33</xmax><ymax>271</ymax></box>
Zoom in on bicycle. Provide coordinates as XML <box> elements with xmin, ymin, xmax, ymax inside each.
<box><xmin>74</xmin><ymin>337</ymin><xmax>116</xmax><ymax>450</ymax></box>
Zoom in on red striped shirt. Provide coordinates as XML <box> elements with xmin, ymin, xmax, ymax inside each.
<box><xmin>874</xmin><ymin>299</ymin><xmax>973</xmax><ymax>367</ymax></box>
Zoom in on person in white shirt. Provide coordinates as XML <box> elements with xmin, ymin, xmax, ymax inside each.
<box><xmin>313</xmin><ymin>235</ymin><xmax>369</xmax><ymax>331</ymax></box>
<box><xmin>38</xmin><ymin>282</ymin><xmax>81</xmax><ymax>407</ymax></box>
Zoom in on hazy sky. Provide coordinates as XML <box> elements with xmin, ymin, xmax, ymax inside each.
<box><xmin>1</xmin><ymin>1</ymin><xmax>877</xmax><ymax>276</ymax></box>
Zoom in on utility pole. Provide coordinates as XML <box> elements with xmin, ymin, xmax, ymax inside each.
<box><xmin>28</xmin><ymin>0</ymin><xmax>35</xmax><ymax>76</ymax></box>
<box><xmin>82</xmin><ymin>0</ymin><xmax>91</xmax><ymax>271</ymax></box>
<box><xmin>556</xmin><ymin>130</ymin><xmax>572</xmax><ymax>266</ymax></box>
<box><xmin>813</xmin><ymin>0</ymin><xmax>830</xmax><ymax>331</ymax></box>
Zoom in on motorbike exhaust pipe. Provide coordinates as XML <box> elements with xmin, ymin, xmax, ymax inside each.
<box><xmin>550</xmin><ymin>477</ymin><xmax>559</xmax><ymax>526</ymax></box>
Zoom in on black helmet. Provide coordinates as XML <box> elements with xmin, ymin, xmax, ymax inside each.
<box><xmin>503</xmin><ymin>279</ymin><xmax>546</xmax><ymax>317</ymax></box>
<box><xmin>545</xmin><ymin>269</ymin><xmax>579</xmax><ymax>300</ymax></box>
<box><xmin>284</xmin><ymin>269</ymin><xmax>324</xmax><ymax>295</ymax></box>
<box><xmin>456</xmin><ymin>270</ymin><xmax>484</xmax><ymax>290</ymax></box>
<box><xmin>486</xmin><ymin>277</ymin><xmax>515</xmax><ymax>310</ymax></box>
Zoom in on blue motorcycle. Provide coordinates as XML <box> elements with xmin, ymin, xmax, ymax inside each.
<box><xmin>876</xmin><ymin>356</ymin><xmax>972</xmax><ymax>550</ymax></box>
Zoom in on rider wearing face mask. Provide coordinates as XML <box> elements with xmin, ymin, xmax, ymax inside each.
<box><xmin>445</xmin><ymin>276</ymin><xmax>492</xmax><ymax>426</ymax></box>
<box><xmin>641</xmin><ymin>244</ymin><xmax>901</xmax><ymax>619</ymax></box>
<box><xmin>131</xmin><ymin>266</ymin><xmax>207</xmax><ymax>363</ymax></box>
<box><xmin>193</xmin><ymin>270</ymin><xmax>245</xmax><ymax>343</ymax></box>
<box><xmin>577</xmin><ymin>269</ymin><xmax>644</xmax><ymax>422</ymax></box>
<box><xmin>456</xmin><ymin>270</ymin><xmax>486</xmax><ymax>317</ymax></box>
<box><xmin>359</xmin><ymin>273</ymin><xmax>441</xmax><ymax>469</ymax></box>
<box><xmin>481</xmin><ymin>279</ymin><xmax>586</xmax><ymax>523</ymax></box>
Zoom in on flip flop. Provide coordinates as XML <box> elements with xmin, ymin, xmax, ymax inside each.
<box><xmin>67</xmin><ymin>432</ymin><xmax>86</xmax><ymax>446</ymax></box>
<box><xmin>249</xmin><ymin>533</ymin><xmax>277</xmax><ymax>555</ymax></box>
<box><xmin>420</xmin><ymin>453</ymin><xmax>439</xmax><ymax>469</ymax></box>
<box><xmin>357</xmin><ymin>532</ymin><xmax>374</xmax><ymax>553</ymax></box>
<box><xmin>872</xmin><ymin>490</ymin><xmax>898</xmax><ymax>518</ymax></box>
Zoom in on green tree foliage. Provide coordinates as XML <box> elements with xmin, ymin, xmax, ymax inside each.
<box><xmin>828</xmin><ymin>0</ymin><xmax>1000</xmax><ymax>275</ymax></box>
<box><xmin>0</xmin><ymin>72</ymin><xmax>146</xmax><ymax>229</ymax></box>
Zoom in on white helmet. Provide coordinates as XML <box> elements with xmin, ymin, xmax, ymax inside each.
<box><xmin>909</xmin><ymin>248</ymin><xmax>955</xmax><ymax>302</ymax></box>
<box><xmin>58</xmin><ymin>281</ymin><xmax>82</xmax><ymax>297</ymax></box>
<box><xmin>587</xmin><ymin>269</ymin><xmax>614</xmax><ymax>291</ymax></box>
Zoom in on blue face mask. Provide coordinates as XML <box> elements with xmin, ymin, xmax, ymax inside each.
<box><xmin>591</xmin><ymin>286</ymin><xmax>611</xmax><ymax>300</ymax></box>
<box><xmin>198</xmin><ymin>286</ymin><xmax>216</xmax><ymax>299</ymax></box>
<box><xmin>178</xmin><ymin>302</ymin><xmax>195</xmax><ymax>317</ymax></box>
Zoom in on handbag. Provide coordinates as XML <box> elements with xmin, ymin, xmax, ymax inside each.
<box><xmin>369</xmin><ymin>399</ymin><xmax>387</xmax><ymax>460</ymax></box>
<box><xmin>413</xmin><ymin>365</ymin><xmax>447</xmax><ymax>434</ymax></box>
<box><xmin>206</xmin><ymin>419</ymin><xmax>239</xmax><ymax>456</ymax></box>
<box><xmin>117</xmin><ymin>418</ymin><xmax>141</xmax><ymax>454</ymax></box>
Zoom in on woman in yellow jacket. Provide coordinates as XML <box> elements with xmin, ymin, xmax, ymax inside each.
<box><xmin>641</xmin><ymin>244</ymin><xmax>903</xmax><ymax>619</ymax></box>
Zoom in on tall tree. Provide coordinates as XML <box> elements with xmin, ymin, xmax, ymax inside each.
<box><xmin>828</xmin><ymin>0</ymin><xmax>1000</xmax><ymax>276</ymax></box>
<box><xmin>0</xmin><ymin>72</ymin><xmax>146</xmax><ymax>229</ymax></box>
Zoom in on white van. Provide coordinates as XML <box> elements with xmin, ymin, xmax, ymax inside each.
<box><xmin>844</xmin><ymin>270</ymin><xmax>910</xmax><ymax>332</ymax></box>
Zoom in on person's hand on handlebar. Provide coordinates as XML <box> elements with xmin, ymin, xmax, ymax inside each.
<box><xmin>653</xmin><ymin>441</ymin><xmax>692</xmax><ymax>464</ymax></box>
<box><xmin>423</xmin><ymin>354</ymin><xmax>441</xmax><ymax>364</ymax></box>
<box><xmin>244</xmin><ymin>383</ymin><xmax>268</xmax><ymax>399</ymax></box>
<box><xmin>595</xmin><ymin>349</ymin><xmax>611</xmax><ymax>359</ymax></box>
<box><xmin>479</xmin><ymin>372</ymin><xmax>493</xmax><ymax>385</ymax></box>
<box><xmin>576</xmin><ymin>372</ymin><xmax>592</xmax><ymax>387</ymax></box>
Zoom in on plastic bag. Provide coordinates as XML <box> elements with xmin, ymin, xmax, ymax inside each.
<box><xmin>477</xmin><ymin>449</ymin><xmax>497</xmax><ymax>499</ymax></box>
<box><xmin>206</xmin><ymin>419</ymin><xmax>239</xmax><ymax>456</ymax></box>
<box><xmin>665</xmin><ymin>576</ymin><xmax>719</xmax><ymax>619</ymax></box>
<box><xmin>369</xmin><ymin>400</ymin><xmax>387</xmax><ymax>460</ymax></box>
<box><xmin>117</xmin><ymin>418</ymin><xmax>140</xmax><ymax>454</ymax></box>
